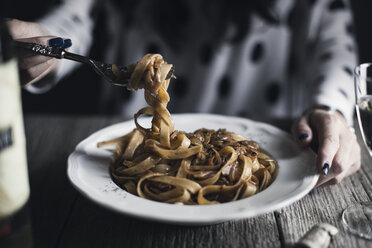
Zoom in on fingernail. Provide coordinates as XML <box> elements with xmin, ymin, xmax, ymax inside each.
<box><xmin>48</xmin><ymin>37</ymin><xmax>64</xmax><ymax>47</ymax></box>
<box><xmin>62</xmin><ymin>39</ymin><xmax>72</xmax><ymax>48</ymax></box>
<box><xmin>322</xmin><ymin>162</ymin><xmax>330</xmax><ymax>175</ymax></box>
<box><xmin>298</xmin><ymin>133</ymin><xmax>309</xmax><ymax>141</ymax></box>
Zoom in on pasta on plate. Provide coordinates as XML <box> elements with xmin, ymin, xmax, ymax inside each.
<box><xmin>98</xmin><ymin>54</ymin><xmax>277</xmax><ymax>205</ymax></box>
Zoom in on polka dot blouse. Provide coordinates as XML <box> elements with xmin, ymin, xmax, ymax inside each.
<box><xmin>34</xmin><ymin>0</ymin><xmax>358</xmax><ymax>125</ymax></box>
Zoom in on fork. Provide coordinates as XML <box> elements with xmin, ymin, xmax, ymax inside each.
<box><xmin>13</xmin><ymin>40</ymin><xmax>175</xmax><ymax>88</ymax></box>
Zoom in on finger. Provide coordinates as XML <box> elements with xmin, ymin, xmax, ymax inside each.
<box><xmin>16</xmin><ymin>37</ymin><xmax>68</xmax><ymax>71</ymax></box>
<box><xmin>322</xmin><ymin>136</ymin><xmax>361</xmax><ymax>186</ymax></box>
<box><xmin>19</xmin><ymin>55</ymin><xmax>55</xmax><ymax>70</ymax></box>
<box><xmin>311</xmin><ymin>113</ymin><xmax>340</xmax><ymax>175</ymax></box>
<box><xmin>61</xmin><ymin>39</ymin><xmax>72</xmax><ymax>49</ymax></box>
<box><xmin>7</xmin><ymin>19</ymin><xmax>49</xmax><ymax>39</ymax></box>
<box><xmin>17</xmin><ymin>35</ymin><xmax>58</xmax><ymax>46</ymax></box>
<box><xmin>7</xmin><ymin>19</ymin><xmax>30</xmax><ymax>38</ymax></box>
<box><xmin>7</xmin><ymin>19</ymin><xmax>32</xmax><ymax>39</ymax></box>
<box><xmin>315</xmin><ymin>129</ymin><xmax>361</xmax><ymax>187</ymax></box>
<box><xmin>321</xmin><ymin>160</ymin><xmax>361</xmax><ymax>186</ymax></box>
<box><xmin>20</xmin><ymin>59</ymin><xmax>57</xmax><ymax>87</ymax></box>
<box><xmin>292</xmin><ymin>115</ymin><xmax>313</xmax><ymax>148</ymax></box>
<box><xmin>14</xmin><ymin>36</ymin><xmax>59</xmax><ymax>59</ymax></box>
<box><xmin>315</xmin><ymin>139</ymin><xmax>351</xmax><ymax>186</ymax></box>
<box><xmin>18</xmin><ymin>36</ymin><xmax>72</xmax><ymax>48</ymax></box>
<box><xmin>15</xmin><ymin>37</ymin><xmax>72</xmax><ymax>58</ymax></box>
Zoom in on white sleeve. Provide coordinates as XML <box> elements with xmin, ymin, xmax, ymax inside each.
<box><xmin>26</xmin><ymin>0</ymin><xmax>96</xmax><ymax>94</ymax></box>
<box><xmin>306</xmin><ymin>0</ymin><xmax>358</xmax><ymax>125</ymax></box>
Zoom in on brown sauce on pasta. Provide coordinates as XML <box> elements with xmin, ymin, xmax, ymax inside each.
<box><xmin>98</xmin><ymin>54</ymin><xmax>277</xmax><ymax>205</ymax></box>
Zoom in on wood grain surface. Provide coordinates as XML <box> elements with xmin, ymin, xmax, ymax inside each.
<box><xmin>24</xmin><ymin>115</ymin><xmax>371</xmax><ymax>248</ymax></box>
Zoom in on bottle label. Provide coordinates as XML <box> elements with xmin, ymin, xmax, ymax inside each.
<box><xmin>0</xmin><ymin>127</ymin><xmax>12</xmax><ymax>151</ymax></box>
<box><xmin>0</xmin><ymin>58</ymin><xmax>30</xmax><ymax>219</ymax></box>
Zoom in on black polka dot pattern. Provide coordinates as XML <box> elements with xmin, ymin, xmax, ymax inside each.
<box><xmin>218</xmin><ymin>76</ymin><xmax>231</xmax><ymax>98</ymax></box>
<box><xmin>319</xmin><ymin>52</ymin><xmax>332</xmax><ymax>62</ymax></box>
<box><xmin>72</xmin><ymin>15</ymin><xmax>81</xmax><ymax>23</ymax></box>
<box><xmin>265</xmin><ymin>82</ymin><xmax>280</xmax><ymax>104</ymax></box>
<box><xmin>345</xmin><ymin>23</ymin><xmax>354</xmax><ymax>35</ymax></box>
<box><xmin>173</xmin><ymin>76</ymin><xmax>188</xmax><ymax>98</ymax></box>
<box><xmin>250</xmin><ymin>42</ymin><xmax>264</xmax><ymax>63</ymax></box>
<box><xmin>343</xmin><ymin>66</ymin><xmax>353</xmax><ymax>76</ymax></box>
<box><xmin>339</xmin><ymin>88</ymin><xmax>348</xmax><ymax>98</ymax></box>
<box><xmin>314</xmin><ymin>75</ymin><xmax>325</xmax><ymax>85</ymax></box>
<box><xmin>145</xmin><ymin>43</ymin><xmax>161</xmax><ymax>54</ymax></box>
<box><xmin>328</xmin><ymin>0</ymin><xmax>346</xmax><ymax>11</ymax></box>
<box><xmin>199</xmin><ymin>43</ymin><xmax>213</xmax><ymax>65</ymax></box>
<box><xmin>346</xmin><ymin>44</ymin><xmax>354</xmax><ymax>52</ymax></box>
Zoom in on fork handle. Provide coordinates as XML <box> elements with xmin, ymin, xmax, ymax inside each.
<box><xmin>13</xmin><ymin>40</ymin><xmax>93</xmax><ymax>65</ymax></box>
<box><xmin>62</xmin><ymin>51</ymin><xmax>92</xmax><ymax>65</ymax></box>
<box><xmin>13</xmin><ymin>40</ymin><xmax>64</xmax><ymax>59</ymax></box>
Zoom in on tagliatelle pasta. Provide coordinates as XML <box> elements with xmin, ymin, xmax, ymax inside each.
<box><xmin>98</xmin><ymin>54</ymin><xmax>277</xmax><ymax>205</ymax></box>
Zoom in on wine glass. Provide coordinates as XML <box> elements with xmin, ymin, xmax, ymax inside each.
<box><xmin>341</xmin><ymin>63</ymin><xmax>372</xmax><ymax>240</ymax></box>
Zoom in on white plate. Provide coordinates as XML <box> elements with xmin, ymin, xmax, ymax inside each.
<box><xmin>67</xmin><ymin>114</ymin><xmax>318</xmax><ymax>225</ymax></box>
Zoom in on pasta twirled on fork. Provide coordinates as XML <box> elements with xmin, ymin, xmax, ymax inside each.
<box><xmin>98</xmin><ymin>54</ymin><xmax>277</xmax><ymax>205</ymax></box>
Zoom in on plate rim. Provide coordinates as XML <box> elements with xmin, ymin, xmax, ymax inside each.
<box><xmin>67</xmin><ymin>113</ymin><xmax>319</xmax><ymax>225</ymax></box>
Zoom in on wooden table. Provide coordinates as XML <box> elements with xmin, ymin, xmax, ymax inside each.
<box><xmin>24</xmin><ymin>115</ymin><xmax>371</xmax><ymax>248</ymax></box>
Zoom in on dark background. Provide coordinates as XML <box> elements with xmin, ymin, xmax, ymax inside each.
<box><xmin>5</xmin><ymin>0</ymin><xmax>372</xmax><ymax>116</ymax></box>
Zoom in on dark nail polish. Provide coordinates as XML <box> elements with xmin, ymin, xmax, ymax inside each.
<box><xmin>298</xmin><ymin>133</ymin><xmax>309</xmax><ymax>141</ymax></box>
<box><xmin>62</xmin><ymin>39</ymin><xmax>72</xmax><ymax>48</ymax></box>
<box><xmin>48</xmin><ymin>37</ymin><xmax>63</xmax><ymax>47</ymax></box>
<box><xmin>322</xmin><ymin>163</ymin><xmax>330</xmax><ymax>175</ymax></box>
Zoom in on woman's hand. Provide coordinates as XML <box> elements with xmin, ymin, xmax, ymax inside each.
<box><xmin>292</xmin><ymin>108</ymin><xmax>361</xmax><ymax>186</ymax></box>
<box><xmin>7</xmin><ymin>19</ymin><xmax>70</xmax><ymax>87</ymax></box>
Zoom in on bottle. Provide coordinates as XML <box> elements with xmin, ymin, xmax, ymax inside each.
<box><xmin>0</xmin><ymin>20</ymin><xmax>33</xmax><ymax>248</ymax></box>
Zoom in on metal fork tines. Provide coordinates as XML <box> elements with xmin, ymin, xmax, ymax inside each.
<box><xmin>13</xmin><ymin>40</ymin><xmax>175</xmax><ymax>87</ymax></box>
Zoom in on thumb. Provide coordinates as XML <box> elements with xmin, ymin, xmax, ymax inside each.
<box><xmin>291</xmin><ymin>114</ymin><xmax>313</xmax><ymax>148</ymax></box>
<box><xmin>16</xmin><ymin>35</ymin><xmax>59</xmax><ymax>46</ymax></box>
<box><xmin>6</xmin><ymin>18</ymin><xmax>49</xmax><ymax>39</ymax></box>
